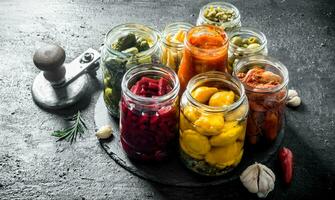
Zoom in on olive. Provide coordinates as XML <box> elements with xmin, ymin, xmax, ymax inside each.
<box><xmin>247</xmin><ymin>37</ymin><xmax>259</xmax><ymax>44</ymax></box>
<box><xmin>231</xmin><ymin>36</ymin><xmax>243</xmax><ymax>46</ymax></box>
<box><xmin>247</xmin><ymin>43</ymin><xmax>261</xmax><ymax>49</ymax></box>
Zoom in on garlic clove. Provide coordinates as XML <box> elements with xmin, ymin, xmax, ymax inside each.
<box><xmin>260</xmin><ymin>163</ymin><xmax>276</xmax><ymax>181</ymax></box>
<box><xmin>96</xmin><ymin>125</ymin><xmax>113</xmax><ymax>139</ymax></box>
<box><xmin>286</xmin><ymin>96</ymin><xmax>301</xmax><ymax>107</ymax></box>
<box><xmin>257</xmin><ymin>164</ymin><xmax>275</xmax><ymax>198</ymax></box>
<box><xmin>287</xmin><ymin>89</ymin><xmax>298</xmax><ymax>100</ymax></box>
<box><xmin>240</xmin><ymin>163</ymin><xmax>259</xmax><ymax>193</ymax></box>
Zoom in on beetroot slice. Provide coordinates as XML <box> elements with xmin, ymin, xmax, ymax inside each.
<box><xmin>137</xmin><ymin>77</ymin><xmax>158</xmax><ymax>85</ymax></box>
<box><xmin>158</xmin><ymin>78</ymin><xmax>168</xmax><ymax>96</ymax></box>
<box><xmin>121</xmin><ymin>75</ymin><xmax>178</xmax><ymax>161</ymax></box>
<box><xmin>148</xmin><ymin>82</ymin><xmax>159</xmax><ymax>91</ymax></box>
<box><xmin>131</xmin><ymin>84</ymin><xmax>140</xmax><ymax>95</ymax></box>
<box><xmin>130</xmin><ymin>76</ymin><xmax>173</xmax><ymax>97</ymax></box>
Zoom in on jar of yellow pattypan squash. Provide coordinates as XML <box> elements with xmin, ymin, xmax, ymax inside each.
<box><xmin>179</xmin><ymin>71</ymin><xmax>248</xmax><ymax>176</ymax></box>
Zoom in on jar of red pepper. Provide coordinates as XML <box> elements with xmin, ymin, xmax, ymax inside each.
<box><xmin>120</xmin><ymin>64</ymin><xmax>180</xmax><ymax>161</ymax></box>
<box><xmin>233</xmin><ymin>55</ymin><xmax>289</xmax><ymax>145</ymax></box>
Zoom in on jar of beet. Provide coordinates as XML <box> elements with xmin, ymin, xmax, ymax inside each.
<box><xmin>179</xmin><ymin>71</ymin><xmax>248</xmax><ymax>176</ymax></box>
<box><xmin>120</xmin><ymin>64</ymin><xmax>180</xmax><ymax>161</ymax></box>
<box><xmin>101</xmin><ymin>23</ymin><xmax>161</xmax><ymax>117</ymax></box>
<box><xmin>233</xmin><ymin>55</ymin><xmax>289</xmax><ymax>145</ymax></box>
<box><xmin>196</xmin><ymin>2</ymin><xmax>241</xmax><ymax>33</ymax></box>
<box><xmin>159</xmin><ymin>22</ymin><xmax>193</xmax><ymax>72</ymax></box>
<box><xmin>178</xmin><ymin>25</ymin><xmax>229</xmax><ymax>93</ymax></box>
<box><xmin>228</xmin><ymin>27</ymin><xmax>268</xmax><ymax>74</ymax></box>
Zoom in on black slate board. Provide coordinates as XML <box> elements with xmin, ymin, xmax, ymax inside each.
<box><xmin>94</xmin><ymin>93</ymin><xmax>284</xmax><ymax>187</ymax></box>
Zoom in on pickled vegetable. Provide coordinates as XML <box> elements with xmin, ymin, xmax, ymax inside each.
<box><xmin>203</xmin><ymin>5</ymin><xmax>237</xmax><ymax>23</ymax></box>
<box><xmin>102</xmin><ymin>32</ymin><xmax>155</xmax><ymax>117</ymax></box>
<box><xmin>180</xmin><ymin>129</ymin><xmax>211</xmax><ymax>159</ymax></box>
<box><xmin>191</xmin><ymin>86</ymin><xmax>218</xmax><ymax>103</ymax></box>
<box><xmin>120</xmin><ymin>76</ymin><xmax>178</xmax><ymax>161</ymax></box>
<box><xmin>228</xmin><ymin>28</ymin><xmax>268</xmax><ymax>74</ymax></box>
<box><xmin>208</xmin><ymin>90</ymin><xmax>235</xmax><ymax>107</ymax></box>
<box><xmin>179</xmin><ymin>82</ymin><xmax>247</xmax><ymax>176</ymax></box>
<box><xmin>205</xmin><ymin>142</ymin><xmax>243</xmax><ymax>169</ymax></box>
<box><xmin>197</xmin><ymin>2</ymin><xmax>241</xmax><ymax>32</ymax></box>
<box><xmin>237</xmin><ymin>65</ymin><xmax>286</xmax><ymax>144</ymax></box>
<box><xmin>161</xmin><ymin>29</ymin><xmax>187</xmax><ymax>71</ymax></box>
<box><xmin>178</xmin><ymin>25</ymin><xmax>228</xmax><ymax>93</ymax></box>
<box><xmin>194</xmin><ymin>114</ymin><xmax>225</xmax><ymax>136</ymax></box>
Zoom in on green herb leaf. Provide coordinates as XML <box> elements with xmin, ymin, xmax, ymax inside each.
<box><xmin>51</xmin><ymin>111</ymin><xmax>87</xmax><ymax>144</ymax></box>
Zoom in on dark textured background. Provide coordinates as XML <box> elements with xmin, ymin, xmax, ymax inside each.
<box><xmin>0</xmin><ymin>0</ymin><xmax>334</xmax><ymax>199</ymax></box>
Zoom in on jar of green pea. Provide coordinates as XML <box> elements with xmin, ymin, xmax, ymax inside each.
<box><xmin>196</xmin><ymin>2</ymin><xmax>241</xmax><ymax>33</ymax></box>
<box><xmin>228</xmin><ymin>27</ymin><xmax>268</xmax><ymax>74</ymax></box>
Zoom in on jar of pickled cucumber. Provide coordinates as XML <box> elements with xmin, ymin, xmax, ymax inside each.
<box><xmin>228</xmin><ymin>27</ymin><xmax>268</xmax><ymax>74</ymax></box>
<box><xmin>179</xmin><ymin>71</ymin><xmax>248</xmax><ymax>176</ymax></box>
<box><xmin>159</xmin><ymin>22</ymin><xmax>193</xmax><ymax>72</ymax></box>
<box><xmin>233</xmin><ymin>55</ymin><xmax>289</xmax><ymax>145</ymax></box>
<box><xmin>120</xmin><ymin>64</ymin><xmax>180</xmax><ymax>161</ymax></box>
<box><xmin>101</xmin><ymin>23</ymin><xmax>161</xmax><ymax>117</ymax></box>
<box><xmin>196</xmin><ymin>2</ymin><xmax>241</xmax><ymax>33</ymax></box>
<box><xmin>178</xmin><ymin>25</ymin><xmax>229</xmax><ymax>93</ymax></box>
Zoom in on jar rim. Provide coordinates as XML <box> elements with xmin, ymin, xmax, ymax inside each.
<box><xmin>185</xmin><ymin>71</ymin><xmax>246</xmax><ymax>113</ymax></box>
<box><xmin>198</xmin><ymin>2</ymin><xmax>241</xmax><ymax>28</ymax></box>
<box><xmin>122</xmin><ymin>63</ymin><xmax>180</xmax><ymax>104</ymax></box>
<box><xmin>161</xmin><ymin>22</ymin><xmax>194</xmax><ymax>49</ymax></box>
<box><xmin>233</xmin><ymin>55</ymin><xmax>289</xmax><ymax>93</ymax></box>
<box><xmin>104</xmin><ymin>23</ymin><xmax>161</xmax><ymax>58</ymax></box>
<box><xmin>229</xmin><ymin>27</ymin><xmax>268</xmax><ymax>54</ymax></box>
<box><xmin>184</xmin><ymin>25</ymin><xmax>229</xmax><ymax>53</ymax></box>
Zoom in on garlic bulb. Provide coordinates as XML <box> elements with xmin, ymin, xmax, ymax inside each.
<box><xmin>96</xmin><ymin>125</ymin><xmax>113</xmax><ymax>139</ymax></box>
<box><xmin>287</xmin><ymin>96</ymin><xmax>301</xmax><ymax>107</ymax></box>
<box><xmin>240</xmin><ymin>163</ymin><xmax>275</xmax><ymax>198</ymax></box>
<box><xmin>287</xmin><ymin>89</ymin><xmax>298</xmax><ymax>99</ymax></box>
<box><xmin>286</xmin><ymin>89</ymin><xmax>301</xmax><ymax>107</ymax></box>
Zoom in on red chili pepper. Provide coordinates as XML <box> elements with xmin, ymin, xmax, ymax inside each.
<box><xmin>278</xmin><ymin>147</ymin><xmax>294</xmax><ymax>185</ymax></box>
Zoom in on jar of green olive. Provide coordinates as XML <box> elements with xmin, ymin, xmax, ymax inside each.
<box><xmin>196</xmin><ymin>2</ymin><xmax>241</xmax><ymax>33</ymax></box>
<box><xmin>228</xmin><ymin>27</ymin><xmax>268</xmax><ymax>74</ymax></box>
<box><xmin>159</xmin><ymin>22</ymin><xmax>193</xmax><ymax>72</ymax></box>
<box><xmin>101</xmin><ymin>23</ymin><xmax>161</xmax><ymax>117</ymax></box>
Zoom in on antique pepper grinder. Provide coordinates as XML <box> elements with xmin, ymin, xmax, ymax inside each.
<box><xmin>32</xmin><ymin>44</ymin><xmax>100</xmax><ymax>109</ymax></box>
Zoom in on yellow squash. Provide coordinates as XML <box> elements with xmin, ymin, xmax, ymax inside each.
<box><xmin>208</xmin><ymin>90</ymin><xmax>235</xmax><ymax>107</ymax></box>
<box><xmin>205</xmin><ymin>142</ymin><xmax>243</xmax><ymax>169</ymax></box>
<box><xmin>210</xmin><ymin>124</ymin><xmax>243</xmax><ymax>147</ymax></box>
<box><xmin>183</xmin><ymin>105</ymin><xmax>200</xmax><ymax>122</ymax></box>
<box><xmin>191</xmin><ymin>86</ymin><xmax>218</xmax><ymax>104</ymax></box>
<box><xmin>180</xmin><ymin>113</ymin><xmax>194</xmax><ymax>131</ymax></box>
<box><xmin>194</xmin><ymin>114</ymin><xmax>225</xmax><ymax>136</ymax></box>
<box><xmin>180</xmin><ymin>130</ymin><xmax>211</xmax><ymax>159</ymax></box>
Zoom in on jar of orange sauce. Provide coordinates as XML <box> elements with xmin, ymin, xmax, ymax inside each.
<box><xmin>178</xmin><ymin>25</ymin><xmax>229</xmax><ymax>93</ymax></box>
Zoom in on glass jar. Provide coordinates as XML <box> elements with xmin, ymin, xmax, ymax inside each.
<box><xmin>196</xmin><ymin>2</ymin><xmax>241</xmax><ymax>33</ymax></box>
<box><xmin>159</xmin><ymin>22</ymin><xmax>193</xmax><ymax>72</ymax></box>
<box><xmin>179</xmin><ymin>71</ymin><xmax>248</xmax><ymax>176</ymax></box>
<box><xmin>178</xmin><ymin>25</ymin><xmax>229</xmax><ymax>93</ymax></box>
<box><xmin>101</xmin><ymin>23</ymin><xmax>161</xmax><ymax>117</ymax></box>
<box><xmin>228</xmin><ymin>27</ymin><xmax>268</xmax><ymax>74</ymax></box>
<box><xmin>233</xmin><ymin>55</ymin><xmax>289</xmax><ymax>145</ymax></box>
<box><xmin>120</xmin><ymin>64</ymin><xmax>180</xmax><ymax>161</ymax></box>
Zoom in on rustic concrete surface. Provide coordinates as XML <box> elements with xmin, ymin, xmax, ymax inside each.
<box><xmin>0</xmin><ymin>0</ymin><xmax>334</xmax><ymax>199</ymax></box>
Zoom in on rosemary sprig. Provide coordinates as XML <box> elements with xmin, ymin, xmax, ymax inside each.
<box><xmin>51</xmin><ymin>111</ymin><xmax>87</xmax><ymax>144</ymax></box>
